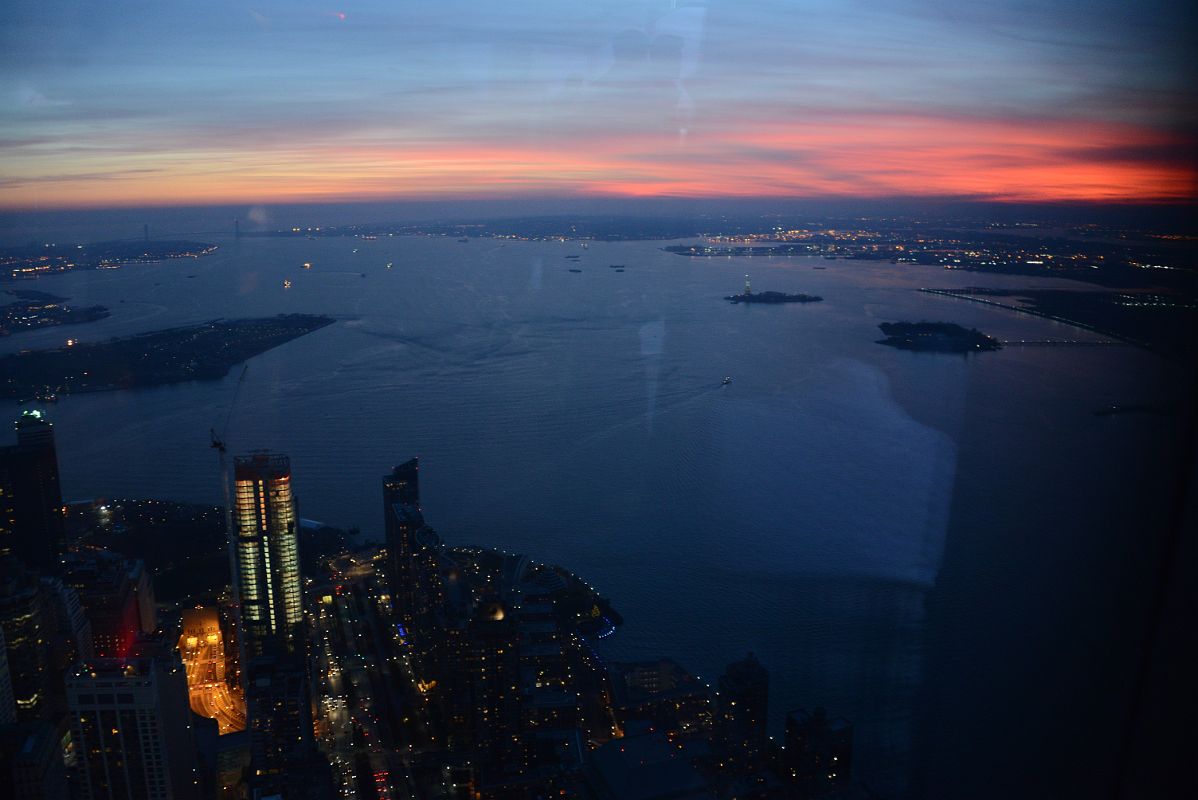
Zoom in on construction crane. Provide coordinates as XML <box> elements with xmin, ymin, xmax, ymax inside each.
<box><xmin>211</xmin><ymin>365</ymin><xmax>249</xmax><ymax>600</ymax></box>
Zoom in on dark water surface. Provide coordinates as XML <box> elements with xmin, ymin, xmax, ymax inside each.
<box><xmin>2</xmin><ymin>231</ymin><xmax>1189</xmax><ymax>797</ymax></box>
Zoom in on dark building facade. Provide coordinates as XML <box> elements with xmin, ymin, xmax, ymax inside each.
<box><xmin>383</xmin><ymin>457</ymin><xmax>420</xmax><ymax>509</ymax></box>
<box><xmin>714</xmin><ymin>653</ymin><xmax>770</xmax><ymax>774</ymax></box>
<box><xmin>65</xmin><ymin>648</ymin><xmax>201</xmax><ymax>800</ymax></box>
<box><xmin>0</xmin><ymin>565</ymin><xmax>50</xmax><ymax>721</ymax></box>
<box><xmin>463</xmin><ymin>601</ymin><xmax>523</xmax><ymax>781</ymax></box>
<box><xmin>0</xmin><ymin>720</ymin><xmax>70</xmax><ymax>800</ymax></box>
<box><xmin>245</xmin><ymin>654</ymin><xmax>335</xmax><ymax>800</ymax></box>
<box><xmin>245</xmin><ymin>654</ymin><xmax>315</xmax><ymax>775</ymax></box>
<box><xmin>39</xmin><ymin>577</ymin><xmax>93</xmax><ymax>672</ymax></box>
<box><xmin>0</xmin><ymin>411</ymin><xmax>65</xmax><ymax>570</ymax></box>
<box><xmin>0</xmin><ymin>627</ymin><xmax>15</xmax><ymax>725</ymax></box>
<box><xmin>383</xmin><ymin>458</ymin><xmax>423</xmax><ymax>628</ymax></box>
<box><xmin>61</xmin><ymin>552</ymin><xmax>141</xmax><ymax>660</ymax></box>
<box><xmin>610</xmin><ymin>659</ymin><xmax>714</xmax><ymax>741</ymax></box>
<box><xmin>784</xmin><ymin>708</ymin><xmax>853</xmax><ymax>797</ymax></box>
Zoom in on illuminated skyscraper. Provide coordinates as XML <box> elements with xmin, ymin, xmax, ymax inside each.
<box><xmin>232</xmin><ymin>454</ymin><xmax>302</xmax><ymax>658</ymax></box>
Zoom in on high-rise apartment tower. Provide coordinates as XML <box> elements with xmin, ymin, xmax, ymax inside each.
<box><xmin>232</xmin><ymin>454</ymin><xmax>302</xmax><ymax>658</ymax></box>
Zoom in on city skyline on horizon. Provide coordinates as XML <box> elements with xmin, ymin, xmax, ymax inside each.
<box><xmin>2</xmin><ymin>1</ymin><xmax>1195</xmax><ymax>211</ymax></box>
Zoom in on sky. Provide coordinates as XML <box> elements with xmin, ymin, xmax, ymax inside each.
<box><xmin>1</xmin><ymin>0</ymin><xmax>1195</xmax><ymax>210</ymax></box>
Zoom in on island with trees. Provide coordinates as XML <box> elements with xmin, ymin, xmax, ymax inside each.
<box><xmin>876</xmin><ymin>321</ymin><xmax>1001</xmax><ymax>352</ymax></box>
<box><xmin>725</xmin><ymin>290</ymin><xmax>823</xmax><ymax>304</ymax></box>
<box><xmin>0</xmin><ymin>313</ymin><xmax>334</xmax><ymax>398</ymax></box>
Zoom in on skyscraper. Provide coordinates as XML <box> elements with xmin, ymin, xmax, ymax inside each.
<box><xmin>383</xmin><ymin>456</ymin><xmax>420</xmax><ymax>509</ymax></box>
<box><xmin>714</xmin><ymin>652</ymin><xmax>770</xmax><ymax>774</ymax></box>
<box><xmin>231</xmin><ymin>454</ymin><xmax>324</xmax><ymax>792</ymax></box>
<box><xmin>0</xmin><ymin>410</ymin><xmax>65</xmax><ymax>569</ymax></box>
<box><xmin>65</xmin><ymin>646</ymin><xmax>201</xmax><ymax>800</ymax></box>
<box><xmin>0</xmin><ymin>566</ymin><xmax>50</xmax><ymax>721</ymax></box>
<box><xmin>39</xmin><ymin>575</ymin><xmax>94</xmax><ymax>673</ymax></box>
<box><xmin>61</xmin><ymin>551</ymin><xmax>141</xmax><ymax>660</ymax></box>
<box><xmin>383</xmin><ymin>457</ymin><xmax>449</xmax><ymax>686</ymax></box>
<box><xmin>383</xmin><ymin>458</ymin><xmax>423</xmax><ymax>630</ymax></box>
<box><xmin>245</xmin><ymin>654</ymin><xmax>315</xmax><ymax>780</ymax></box>
<box><xmin>460</xmin><ymin>599</ymin><xmax>523</xmax><ymax>780</ymax></box>
<box><xmin>232</xmin><ymin>454</ymin><xmax>302</xmax><ymax>658</ymax></box>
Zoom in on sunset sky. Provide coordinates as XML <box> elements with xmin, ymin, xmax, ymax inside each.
<box><xmin>2</xmin><ymin>0</ymin><xmax>1195</xmax><ymax>209</ymax></box>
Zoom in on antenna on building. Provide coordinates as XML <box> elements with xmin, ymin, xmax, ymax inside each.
<box><xmin>744</xmin><ymin>274</ymin><xmax>751</xmax><ymax>295</ymax></box>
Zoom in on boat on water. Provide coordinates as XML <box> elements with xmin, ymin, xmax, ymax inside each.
<box><xmin>283</xmin><ymin>279</ymin><xmax>292</xmax><ymax>289</ymax></box>
<box><xmin>385</xmin><ymin>262</ymin><xmax>393</xmax><ymax>269</ymax></box>
<box><xmin>568</xmin><ymin>268</ymin><xmax>582</xmax><ymax>273</ymax></box>
<box><xmin>722</xmin><ymin>376</ymin><xmax>732</xmax><ymax>385</ymax></box>
<box><xmin>302</xmin><ymin>262</ymin><xmax>312</xmax><ymax>269</ymax></box>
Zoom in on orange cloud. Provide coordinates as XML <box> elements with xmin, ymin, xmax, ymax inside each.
<box><xmin>2</xmin><ymin>113</ymin><xmax>1192</xmax><ymax>208</ymax></box>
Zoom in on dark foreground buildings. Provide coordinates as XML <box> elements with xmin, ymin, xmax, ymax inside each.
<box><xmin>715</xmin><ymin>653</ymin><xmax>771</xmax><ymax>774</ymax></box>
<box><xmin>362</xmin><ymin>459</ymin><xmax>856</xmax><ymax>799</ymax></box>
<box><xmin>785</xmin><ymin>708</ymin><xmax>854</xmax><ymax>797</ymax></box>
<box><xmin>1</xmin><ymin>415</ymin><xmax>858</xmax><ymax>799</ymax></box>
<box><xmin>65</xmin><ymin>639</ymin><xmax>202</xmax><ymax>800</ymax></box>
